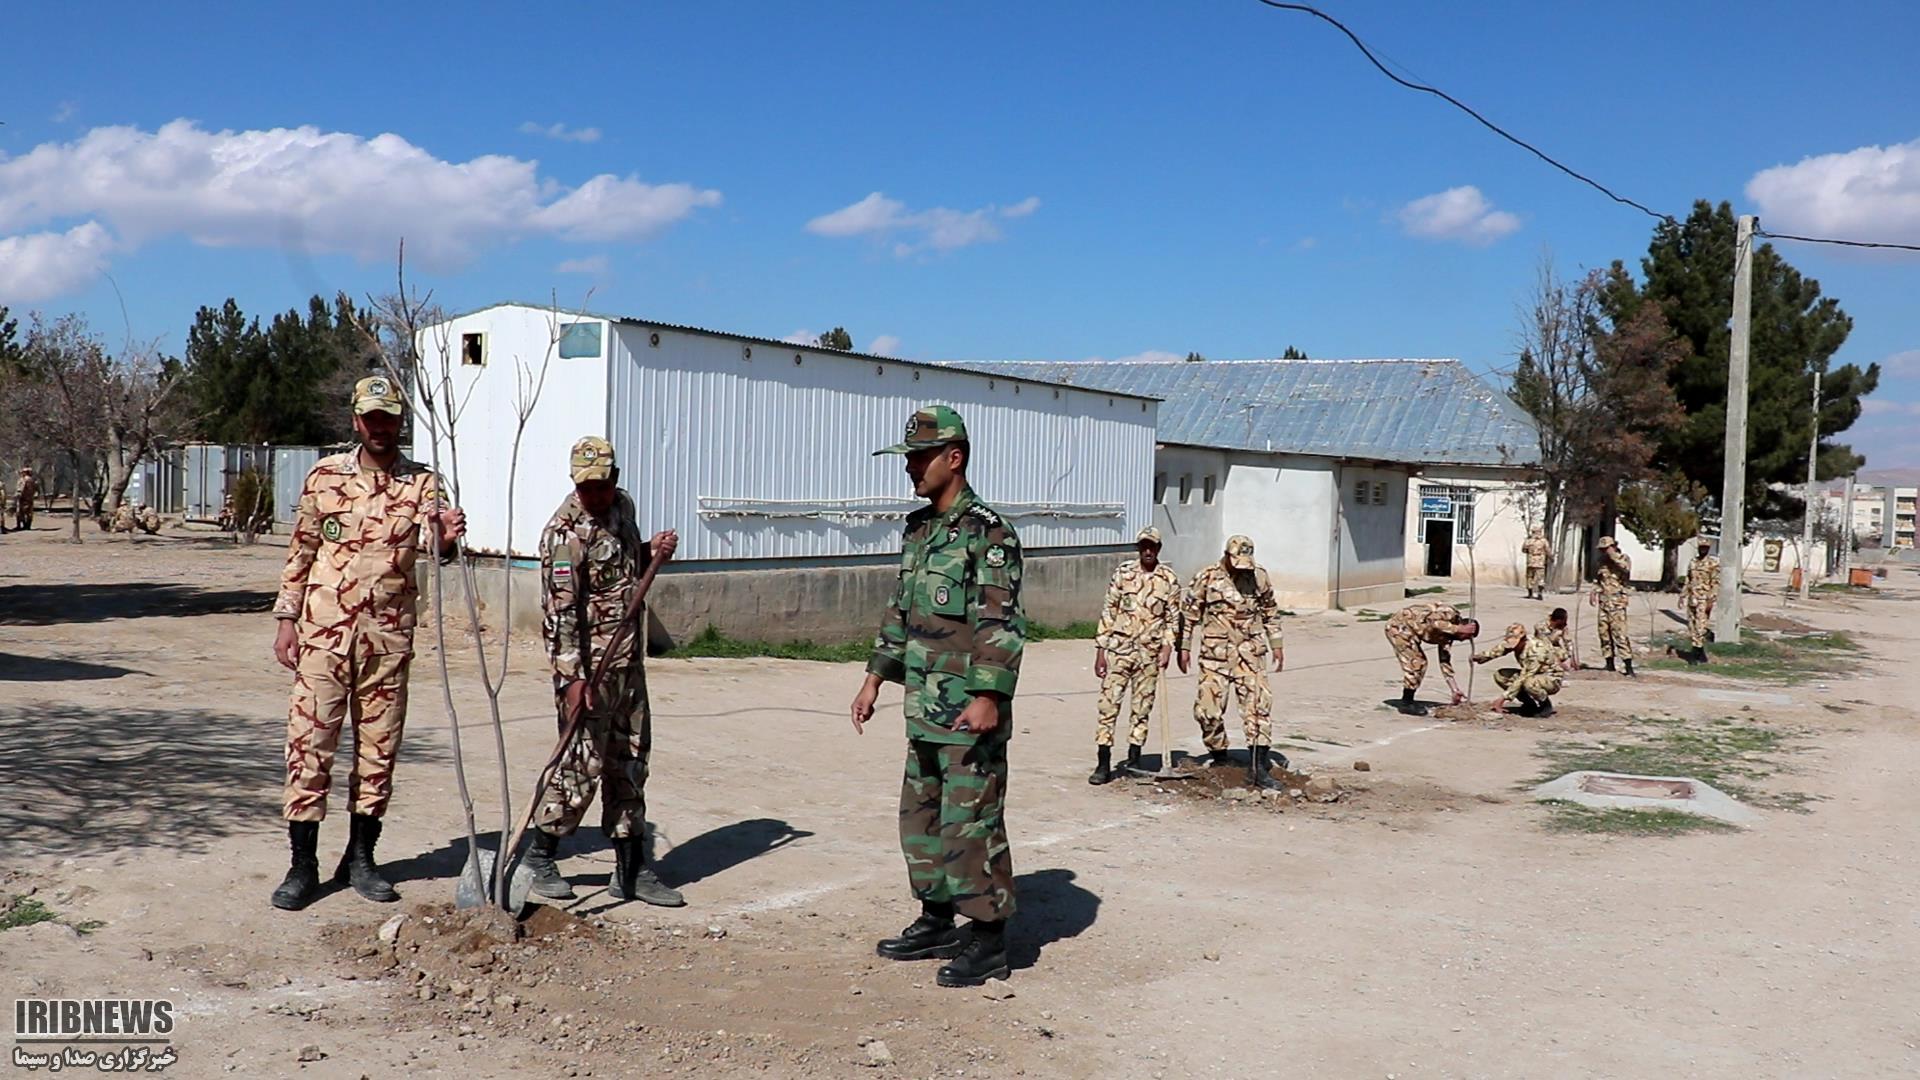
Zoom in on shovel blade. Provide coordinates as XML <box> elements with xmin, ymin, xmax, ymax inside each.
<box><xmin>454</xmin><ymin>848</ymin><xmax>534</xmax><ymax>912</ymax></box>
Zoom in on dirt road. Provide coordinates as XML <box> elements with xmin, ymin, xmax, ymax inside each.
<box><xmin>4</xmin><ymin>524</ymin><xmax>1916</xmax><ymax>1078</ymax></box>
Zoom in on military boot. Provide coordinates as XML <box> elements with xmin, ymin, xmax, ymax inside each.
<box><xmin>1398</xmin><ymin>687</ymin><xmax>1428</xmax><ymax>716</ymax></box>
<box><xmin>1622</xmin><ymin>658</ymin><xmax>1636</xmax><ymax>678</ymax></box>
<box><xmin>1124</xmin><ymin>744</ymin><xmax>1144</xmax><ymax>773</ymax></box>
<box><xmin>332</xmin><ymin>813</ymin><xmax>399</xmax><ymax>903</ymax></box>
<box><xmin>877</xmin><ymin>901</ymin><xmax>965</xmax><ymax>961</ymax></box>
<box><xmin>606</xmin><ymin>837</ymin><xmax>685</xmax><ymax>907</ymax></box>
<box><xmin>1206</xmin><ymin>748</ymin><xmax>1234</xmax><ymax>767</ymax></box>
<box><xmin>1087</xmin><ymin>746</ymin><xmax>1113</xmax><ymax>786</ymax></box>
<box><xmin>1604</xmin><ymin>657</ymin><xmax>1616</xmax><ymax>672</ymax></box>
<box><xmin>270</xmin><ymin>821</ymin><xmax>321</xmax><ymax>911</ymax></box>
<box><xmin>936</xmin><ymin>920</ymin><xmax>1011</xmax><ymax>987</ymax></box>
<box><xmin>522</xmin><ymin>829</ymin><xmax>576</xmax><ymax>900</ymax></box>
<box><xmin>1247</xmin><ymin>746</ymin><xmax>1283</xmax><ymax>791</ymax></box>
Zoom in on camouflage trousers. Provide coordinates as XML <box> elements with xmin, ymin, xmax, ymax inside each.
<box><xmin>1193</xmin><ymin>660</ymin><xmax>1272</xmax><ymax>750</ymax></box>
<box><xmin>1384</xmin><ymin>622</ymin><xmax>1431</xmax><ymax>691</ymax></box>
<box><xmin>1094</xmin><ymin>650</ymin><xmax>1159</xmax><ymax>748</ymax></box>
<box><xmin>1525</xmin><ymin>566</ymin><xmax>1545</xmax><ymax>593</ymax></box>
<box><xmin>899</xmin><ymin>738</ymin><xmax>1015</xmax><ymax>923</ymax></box>
<box><xmin>284</xmin><ymin>639</ymin><xmax>411</xmax><ymax>822</ymax></box>
<box><xmin>1494</xmin><ymin>667</ymin><xmax>1561</xmax><ymax>701</ymax></box>
<box><xmin>1597</xmin><ymin>600</ymin><xmax>1631</xmax><ymax>659</ymax></box>
<box><xmin>1685</xmin><ymin>598</ymin><xmax>1713</xmax><ymax>649</ymax></box>
<box><xmin>14</xmin><ymin>498</ymin><xmax>32</xmax><ymax>529</ymax></box>
<box><xmin>535</xmin><ymin>665</ymin><xmax>650</xmax><ymax>839</ymax></box>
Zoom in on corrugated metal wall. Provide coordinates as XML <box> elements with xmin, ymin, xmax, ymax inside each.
<box><xmin>273</xmin><ymin>447</ymin><xmax>324</xmax><ymax>525</ymax></box>
<box><xmin>606</xmin><ymin>324</ymin><xmax>1156</xmax><ymax>562</ymax></box>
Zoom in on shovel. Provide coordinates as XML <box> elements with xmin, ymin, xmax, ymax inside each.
<box><xmin>1128</xmin><ymin>670</ymin><xmax>1191</xmax><ymax>780</ymax></box>
<box><xmin>455</xmin><ymin>536</ymin><xmax>671</xmax><ymax>910</ymax></box>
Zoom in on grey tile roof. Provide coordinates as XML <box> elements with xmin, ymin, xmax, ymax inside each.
<box><xmin>949</xmin><ymin>359</ymin><xmax>1540</xmax><ymax>467</ymax></box>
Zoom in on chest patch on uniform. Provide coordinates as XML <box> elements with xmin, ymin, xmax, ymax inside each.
<box><xmin>934</xmin><ymin>585</ymin><xmax>951</xmax><ymax>606</ymax></box>
<box><xmin>320</xmin><ymin>517</ymin><xmax>343</xmax><ymax>542</ymax></box>
<box><xmin>947</xmin><ymin>528</ymin><xmax>959</xmax><ymax>544</ymax></box>
<box><xmin>985</xmin><ymin>545</ymin><xmax>1007</xmax><ymax>568</ymax></box>
<box><xmin>553</xmin><ymin>558</ymin><xmax>572</xmax><ymax>581</ymax></box>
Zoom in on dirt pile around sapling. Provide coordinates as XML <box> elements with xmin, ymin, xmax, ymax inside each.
<box><xmin>1145</xmin><ymin>761</ymin><xmax>1349</xmax><ymax>808</ymax></box>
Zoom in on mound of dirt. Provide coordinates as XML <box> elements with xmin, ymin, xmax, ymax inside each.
<box><xmin>1144</xmin><ymin>761</ymin><xmax>1348</xmax><ymax>807</ymax></box>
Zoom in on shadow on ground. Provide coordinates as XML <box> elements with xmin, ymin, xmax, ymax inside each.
<box><xmin>1009</xmin><ymin>868</ymin><xmax>1099</xmax><ymax>971</ymax></box>
<box><xmin>0</xmin><ymin>652</ymin><xmax>146</xmax><ymax>681</ymax></box>
<box><xmin>0</xmin><ymin>582</ymin><xmax>274</xmax><ymax>626</ymax></box>
<box><xmin>0</xmin><ymin>703</ymin><xmax>447</xmax><ymax>859</ymax></box>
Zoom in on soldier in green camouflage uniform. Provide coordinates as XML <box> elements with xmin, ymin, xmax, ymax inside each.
<box><xmin>1592</xmin><ymin>535</ymin><xmax>1634</xmax><ymax>676</ymax></box>
<box><xmin>1088</xmin><ymin>526</ymin><xmax>1179</xmax><ymax>785</ymax></box>
<box><xmin>522</xmin><ymin>436</ymin><xmax>684</xmax><ymax>907</ymax></box>
<box><xmin>1177</xmin><ymin>535</ymin><xmax>1287</xmax><ymax>789</ymax></box>
<box><xmin>1678</xmin><ymin>536</ymin><xmax>1718</xmax><ymax>664</ymax></box>
<box><xmin>852</xmin><ymin>406</ymin><xmax>1025</xmax><ymax>989</ymax></box>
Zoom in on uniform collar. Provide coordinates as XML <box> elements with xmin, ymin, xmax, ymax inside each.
<box><xmin>344</xmin><ymin>449</ymin><xmax>419</xmax><ymax>477</ymax></box>
<box><xmin>934</xmin><ymin>485</ymin><xmax>977</xmax><ymax>528</ymax></box>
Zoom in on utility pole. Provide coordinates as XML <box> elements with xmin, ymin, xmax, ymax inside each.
<box><xmin>1841</xmin><ymin>473</ymin><xmax>1855</xmax><ymax>580</ymax></box>
<box><xmin>1799</xmin><ymin>367</ymin><xmax>1821</xmax><ymax>601</ymax></box>
<box><xmin>1714</xmin><ymin>213</ymin><xmax>1756</xmax><ymax>644</ymax></box>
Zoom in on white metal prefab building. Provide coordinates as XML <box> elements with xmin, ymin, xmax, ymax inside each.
<box><xmin>411</xmin><ymin>304</ymin><xmax>1157</xmax><ymax>641</ymax></box>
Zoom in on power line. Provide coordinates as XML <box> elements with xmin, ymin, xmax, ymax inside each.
<box><xmin>1754</xmin><ymin>228</ymin><xmax>1920</xmax><ymax>254</ymax></box>
<box><xmin>1252</xmin><ymin>0</ymin><xmax>1673</xmax><ymax>224</ymax></box>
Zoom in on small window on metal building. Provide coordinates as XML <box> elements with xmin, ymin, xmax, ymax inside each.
<box><xmin>1353</xmin><ymin>478</ymin><xmax>1368</xmax><ymax>503</ymax></box>
<box><xmin>558</xmin><ymin>322</ymin><xmax>603</xmax><ymax>359</ymax></box>
<box><xmin>1179</xmin><ymin>475</ymin><xmax>1193</xmax><ymax>504</ymax></box>
<box><xmin>1372</xmin><ymin>481</ymin><xmax>1388</xmax><ymax>505</ymax></box>
<box><xmin>1154</xmin><ymin>472</ymin><xmax>1169</xmax><ymax>502</ymax></box>
<box><xmin>460</xmin><ymin>332</ymin><xmax>486</xmax><ymax>367</ymax></box>
<box><xmin>1203</xmin><ymin>475</ymin><xmax>1217</xmax><ymax>504</ymax></box>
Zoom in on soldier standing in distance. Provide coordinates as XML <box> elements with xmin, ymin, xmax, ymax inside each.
<box><xmin>1384</xmin><ymin>601</ymin><xmax>1480</xmax><ymax>715</ymax></box>
<box><xmin>1088</xmin><ymin>526</ymin><xmax>1179</xmax><ymax>785</ymax></box>
<box><xmin>520</xmin><ymin>436</ymin><xmax>683</xmax><ymax>907</ymax></box>
<box><xmin>15</xmin><ymin>467</ymin><xmax>37</xmax><ymax>530</ymax></box>
<box><xmin>1592</xmin><ymin>535</ymin><xmax>1635</xmax><ymax>676</ymax></box>
<box><xmin>1177</xmin><ymin>535</ymin><xmax>1287</xmax><ymax>790</ymax></box>
<box><xmin>268</xmin><ymin>375</ymin><xmax>466</xmax><ymax>911</ymax></box>
<box><xmin>1522</xmin><ymin>526</ymin><xmax>1551</xmax><ymax>600</ymax></box>
<box><xmin>1678</xmin><ymin>536</ymin><xmax>1719</xmax><ymax>665</ymax></box>
<box><xmin>852</xmin><ymin>405</ymin><xmax>1025</xmax><ymax>988</ymax></box>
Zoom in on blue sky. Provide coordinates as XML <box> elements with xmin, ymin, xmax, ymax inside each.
<box><xmin>4</xmin><ymin>1</ymin><xmax>1917</xmax><ymax>466</ymax></box>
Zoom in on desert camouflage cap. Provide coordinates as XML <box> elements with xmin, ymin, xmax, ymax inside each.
<box><xmin>1503</xmin><ymin>622</ymin><xmax>1527</xmax><ymax>647</ymax></box>
<box><xmin>1598</xmin><ymin>535</ymin><xmax>1619</xmax><ymax>549</ymax></box>
<box><xmin>1224</xmin><ymin>534</ymin><xmax>1255</xmax><ymax>570</ymax></box>
<box><xmin>352</xmin><ymin>375</ymin><xmax>405</xmax><ymax>415</ymax></box>
<box><xmin>1530</xmin><ymin>525</ymin><xmax>1545</xmax><ymax>537</ymax></box>
<box><xmin>1136</xmin><ymin>526</ymin><xmax>1163</xmax><ymax>546</ymax></box>
<box><xmin>569</xmin><ymin>436</ymin><xmax>616</xmax><ymax>483</ymax></box>
<box><xmin>874</xmin><ymin>405</ymin><xmax>968</xmax><ymax>456</ymax></box>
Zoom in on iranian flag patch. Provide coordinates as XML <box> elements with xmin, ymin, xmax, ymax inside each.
<box><xmin>553</xmin><ymin>558</ymin><xmax>572</xmax><ymax>581</ymax></box>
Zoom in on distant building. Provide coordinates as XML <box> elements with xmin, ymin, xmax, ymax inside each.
<box><xmin>953</xmin><ymin>358</ymin><xmax>1539</xmax><ymax>608</ymax></box>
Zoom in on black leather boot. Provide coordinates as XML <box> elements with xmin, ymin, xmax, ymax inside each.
<box><xmin>523</xmin><ymin>829</ymin><xmax>576</xmax><ymax>900</ymax></box>
<box><xmin>606</xmin><ymin>837</ymin><xmax>685</xmax><ymax>907</ymax></box>
<box><xmin>1087</xmin><ymin>746</ymin><xmax>1113</xmax><ymax>786</ymax></box>
<box><xmin>1206</xmin><ymin>749</ymin><xmax>1233</xmax><ymax>767</ymax></box>
<box><xmin>1604</xmin><ymin>657</ymin><xmax>1616</xmax><ymax>672</ymax></box>
<box><xmin>1124</xmin><ymin>744</ymin><xmax>1143</xmax><ymax>772</ymax></box>
<box><xmin>332</xmin><ymin>813</ymin><xmax>399</xmax><ymax>903</ymax></box>
<box><xmin>936</xmin><ymin>920</ymin><xmax>1010</xmax><ymax>987</ymax></box>
<box><xmin>1398</xmin><ymin>687</ymin><xmax>1427</xmax><ymax>716</ymax></box>
<box><xmin>1623</xmin><ymin>658</ymin><xmax>1636</xmax><ymax>678</ymax></box>
<box><xmin>270</xmin><ymin>821</ymin><xmax>321</xmax><ymax>911</ymax></box>
<box><xmin>1248</xmin><ymin>746</ymin><xmax>1282</xmax><ymax>791</ymax></box>
<box><xmin>876</xmin><ymin>901</ymin><xmax>965</xmax><ymax>961</ymax></box>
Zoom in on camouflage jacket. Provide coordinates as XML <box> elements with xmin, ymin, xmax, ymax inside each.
<box><xmin>1471</xmin><ymin>639</ymin><xmax>1519</xmax><ymax>665</ymax></box>
<box><xmin>1534</xmin><ymin>620</ymin><xmax>1570</xmax><ymax>665</ymax></box>
<box><xmin>1181</xmin><ymin>563</ymin><xmax>1282</xmax><ymax>664</ymax></box>
<box><xmin>1522</xmin><ymin>536</ymin><xmax>1550</xmax><ymax>569</ymax></box>
<box><xmin>1683</xmin><ymin>555</ymin><xmax>1719</xmax><ymax>604</ymax></box>
<box><xmin>1387</xmin><ymin>602</ymin><xmax>1469</xmax><ymax>680</ymax></box>
<box><xmin>1513</xmin><ymin>636</ymin><xmax>1560</xmax><ymax>688</ymax></box>
<box><xmin>1096</xmin><ymin>559</ymin><xmax>1181</xmax><ymax>655</ymax></box>
<box><xmin>867</xmin><ymin>486</ymin><xmax>1026</xmax><ymax>746</ymax></box>
<box><xmin>539</xmin><ymin>490</ymin><xmax>649</xmax><ymax>684</ymax></box>
<box><xmin>274</xmin><ymin>452</ymin><xmax>447</xmax><ymax>656</ymax></box>
<box><xmin>1596</xmin><ymin>551</ymin><xmax>1632</xmax><ymax>603</ymax></box>
<box><xmin>15</xmin><ymin>477</ymin><xmax>35</xmax><ymax>506</ymax></box>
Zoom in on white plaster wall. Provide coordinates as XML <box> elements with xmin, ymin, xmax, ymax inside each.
<box><xmin>1151</xmin><ymin>446</ymin><xmax>1228</xmax><ymax>583</ymax></box>
<box><xmin>1332</xmin><ymin>463</ymin><xmax>1408</xmax><ymax>607</ymax></box>
<box><xmin>1405</xmin><ymin>470</ymin><xmax>1544</xmax><ymax>587</ymax></box>
<box><xmin>1220</xmin><ymin>454</ymin><xmax>1335</xmax><ymax>608</ymax></box>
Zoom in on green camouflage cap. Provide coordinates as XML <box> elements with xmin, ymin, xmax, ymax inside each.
<box><xmin>352</xmin><ymin>375</ymin><xmax>405</xmax><ymax>416</ymax></box>
<box><xmin>569</xmin><ymin>436</ymin><xmax>616</xmax><ymax>483</ymax></box>
<box><xmin>874</xmin><ymin>405</ymin><xmax>968</xmax><ymax>456</ymax></box>
<box><xmin>1225</xmin><ymin>534</ymin><xmax>1255</xmax><ymax>570</ymax></box>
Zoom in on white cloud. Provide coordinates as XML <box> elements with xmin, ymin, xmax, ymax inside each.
<box><xmin>0</xmin><ymin>222</ymin><xmax>114</xmax><ymax>303</ymax></box>
<box><xmin>1747</xmin><ymin>138</ymin><xmax>1920</xmax><ymax>247</ymax></box>
<box><xmin>1111</xmin><ymin>350</ymin><xmax>1184</xmax><ymax>364</ymax></box>
<box><xmin>867</xmin><ymin>334</ymin><xmax>903</xmax><ymax>357</ymax></box>
<box><xmin>51</xmin><ymin>101</ymin><xmax>76</xmax><ymax>123</ymax></box>
<box><xmin>0</xmin><ymin>120</ymin><xmax>721</xmax><ymax>297</ymax></box>
<box><xmin>1292</xmin><ymin>236</ymin><xmax>1319</xmax><ymax>251</ymax></box>
<box><xmin>519</xmin><ymin>121</ymin><xmax>602</xmax><ymax>144</ymax></box>
<box><xmin>780</xmin><ymin>329</ymin><xmax>816</xmax><ymax>345</ymax></box>
<box><xmin>1860</xmin><ymin>398</ymin><xmax>1920</xmax><ymax>417</ymax></box>
<box><xmin>1396</xmin><ymin>185</ymin><xmax>1521</xmax><ymax>246</ymax></box>
<box><xmin>1881</xmin><ymin>349</ymin><xmax>1920</xmax><ymax>377</ymax></box>
<box><xmin>554</xmin><ymin>254</ymin><xmax>609</xmax><ymax>275</ymax></box>
<box><xmin>805</xmin><ymin>191</ymin><xmax>1041</xmax><ymax>255</ymax></box>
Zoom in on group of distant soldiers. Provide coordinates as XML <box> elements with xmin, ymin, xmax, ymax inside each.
<box><xmin>1087</xmin><ymin>522</ymin><xmax>1729</xmax><ymax>773</ymax></box>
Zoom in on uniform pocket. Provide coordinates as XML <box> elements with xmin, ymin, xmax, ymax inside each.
<box><xmin>924</xmin><ymin>567</ymin><xmax>968</xmax><ymax>618</ymax></box>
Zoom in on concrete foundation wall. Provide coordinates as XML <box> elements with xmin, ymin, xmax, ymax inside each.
<box><xmin>434</xmin><ymin>549</ymin><xmax>1126</xmax><ymax>652</ymax></box>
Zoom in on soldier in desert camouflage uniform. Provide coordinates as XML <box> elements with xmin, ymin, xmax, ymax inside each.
<box><xmin>1177</xmin><ymin>535</ymin><xmax>1287</xmax><ymax>790</ymax></box>
<box><xmin>1592</xmin><ymin>535</ymin><xmax>1635</xmax><ymax>676</ymax></box>
<box><xmin>14</xmin><ymin>468</ymin><xmax>36</xmax><ymax>530</ymax></box>
<box><xmin>1534</xmin><ymin>607</ymin><xmax>1574</xmax><ymax>671</ymax></box>
<box><xmin>1384</xmin><ymin>601</ymin><xmax>1479</xmax><ymax>715</ymax></box>
<box><xmin>109</xmin><ymin>501</ymin><xmax>137</xmax><ymax>534</ymax></box>
<box><xmin>853</xmin><ymin>406</ymin><xmax>1025</xmax><ymax>989</ymax></box>
<box><xmin>138</xmin><ymin>503</ymin><xmax>161</xmax><ymax>534</ymax></box>
<box><xmin>1522</xmin><ymin>526</ymin><xmax>1551</xmax><ymax>600</ymax></box>
<box><xmin>519</xmin><ymin>436</ymin><xmax>683</xmax><ymax>908</ymax></box>
<box><xmin>1087</xmin><ymin>526</ymin><xmax>1179</xmax><ymax>785</ymax></box>
<box><xmin>1678</xmin><ymin>536</ymin><xmax>1719</xmax><ymax>665</ymax></box>
<box><xmin>268</xmin><ymin>375</ymin><xmax>466</xmax><ymax>911</ymax></box>
<box><xmin>1481</xmin><ymin>623</ymin><xmax>1561</xmax><ymax>716</ymax></box>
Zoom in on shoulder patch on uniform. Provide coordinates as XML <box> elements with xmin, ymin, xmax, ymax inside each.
<box><xmin>320</xmin><ymin>517</ymin><xmax>343</xmax><ymax>542</ymax></box>
<box><xmin>966</xmin><ymin>503</ymin><xmax>1003</xmax><ymax>527</ymax></box>
<box><xmin>985</xmin><ymin>544</ymin><xmax>1008</xmax><ymax>568</ymax></box>
<box><xmin>553</xmin><ymin>557</ymin><xmax>572</xmax><ymax>581</ymax></box>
